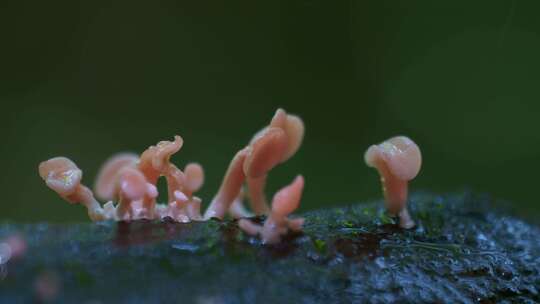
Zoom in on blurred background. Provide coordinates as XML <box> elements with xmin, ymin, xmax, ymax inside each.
<box><xmin>1</xmin><ymin>0</ymin><xmax>539</xmax><ymax>222</ymax></box>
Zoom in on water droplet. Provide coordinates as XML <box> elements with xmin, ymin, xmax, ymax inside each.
<box><xmin>172</xmin><ymin>243</ymin><xmax>199</xmax><ymax>253</ymax></box>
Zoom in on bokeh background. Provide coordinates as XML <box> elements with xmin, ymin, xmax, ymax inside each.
<box><xmin>2</xmin><ymin>0</ymin><xmax>539</xmax><ymax>222</ymax></box>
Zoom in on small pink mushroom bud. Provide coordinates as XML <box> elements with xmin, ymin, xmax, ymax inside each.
<box><xmin>38</xmin><ymin>157</ymin><xmax>105</xmax><ymax>221</ymax></box>
<box><xmin>364</xmin><ymin>136</ymin><xmax>422</xmax><ymax>229</ymax></box>
<box><xmin>94</xmin><ymin>153</ymin><xmax>138</xmax><ymax>201</ymax></box>
<box><xmin>270</xmin><ymin>175</ymin><xmax>304</xmax><ymax>220</ymax></box>
<box><xmin>184</xmin><ymin>163</ymin><xmax>204</xmax><ymax>196</ymax></box>
<box><xmin>174</xmin><ymin>190</ymin><xmax>189</xmax><ymax>204</ymax></box>
<box><xmin>239</xmin><ymin>175</ymin><xmax>305</xmax><ymax>245</ymax></box>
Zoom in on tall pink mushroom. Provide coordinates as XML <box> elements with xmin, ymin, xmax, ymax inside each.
<box><xmin>204</xmin><ymin>108</ymin><xmax>304</xmax><ymax>220</ymax></box>
<box><xmin>245</xmin><ymin>109</ymin><xmax>305</xmax><ymax>215</ymax></box>
<box><xmin>364</xmin><ymin>136</ymin><xmax>422</xmax><ymax>229</ymax></box>
<box><xmin>38</xmin><ymin>157</ymin><xmax>105</xmax><ymax>221</ymax></box>
<box><xmin>203</xmin><ymin>122</ymin><xmax>292</xmax><ymax>220</ymax></box>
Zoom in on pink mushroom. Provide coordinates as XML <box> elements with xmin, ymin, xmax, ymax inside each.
<box><xmin>182</xmin><ymin>163</ymin><xmax>205</xmax><ymax>220</ymax></box>
<box><xmin>246</xmin><ymin>108</ymin><xmax>305</xmax><ymax>215</ymax></box>
<box><xmin>238</xmin><ymin>175</ymin><xmax>305</xmax><ymax>244</ymax></box>
<box><xmin>183</xmin><ymin>163</ymin><xmax>204</xmax><ymax>196</ymax></box>
<box><xmin>364</xmin><ymin>136</ymin><xmax>422</xmax><ymax>229</ymax></box>
<box><xmin>38</xmin><ymin>157</ymin><xmax>105</xmax><ymax>221</ymax></box>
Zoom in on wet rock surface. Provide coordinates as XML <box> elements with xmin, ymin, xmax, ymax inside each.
<box><xmin>1</xmin><ymin>193</ymin><xmax>539</xmax><ymax>303</ymax></box>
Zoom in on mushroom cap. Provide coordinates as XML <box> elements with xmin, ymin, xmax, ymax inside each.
<box><xmin>281</xmin><ymin>114</ymin><xmax>305</xmax><ymax>162</ymax></box>
<box><xmin>251</xmin><ymin>108</ymin><xmax>305</xmax><ymax>163</ymax></box>
<box><xmin>151</xmin><ymin>135</ymin><xmax>183</xmax><ymax>171</ymax></box>
<box><xmin>184</xmin><ymin>163</ymin><xmax>204</xmax><ymax>193</ymax></box>
<box><xmin>243</xmin><ymin>127</ymin><xmax>288</xmax><ymax>178</ymax></box>
<box><xmin>364</xmin><ymin>136</ymin><xmax>422</xmax><ymax>181</ymax></box>
<box><xmin>271</xmin><ymin>175</ymin><xmax>304</xmax><ymax>217</ymax></box>
<box><xmin>119</xmin><ymin>168</ymin><xmax>148</xmax><ymax>201</ymax></box>
<box><xmin>269</xmin><ymin>108</ymin><xmax>288</xmax><ymax>129</ymax></box>
<box><xmin>94</xmin><ymin>153</ymin><xmax>139</xmax><ymax>201</ymax></box>
<box><xmin>38</xmin><ymin>157</ymin><xmax>82</xmax><ymax>197</ymax></box>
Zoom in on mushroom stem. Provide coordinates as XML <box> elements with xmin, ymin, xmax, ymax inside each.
<box><xmin>228</xmin><ymin>192</ymin><xmax>253</xmax><ymax>219</ymax></box>
<box><xmin>68</xmin><ymin>185</ymin><xmax>105</xmax><ymax>221</ymax></box>
<box><xmin>246</xmin><ymin>175</ymin><xmax>270</xmax><ymax>215</ymax></box>
<box><xmin>186</xmin><ymin>197</ymin><xmax>203</xmax><ymax>220</ymax></box>
<box><xmin>140</xmin><ymin>198</ymin><xmax>154</xmax><ymax>219</ymax></box>
<box><xmin>115</xmin><ymin>192</ymin><xmax>134</xmax><ymax>221</ymax></box>
<box><xmin>364</xmin><ymin>136</ymin><xmax>421</xmax><ymax>229</ymax></box>
<box><xmin>372</xmin><ymin>157</ymin><xmax>414</xmax><ymax>228</ymax></box>
<box><xmin>204</xmin><ymin>148</ymin><xmax>248</xmax><ymax>220</ymax></box>
<box><xmin>373</xmin><ymin>159</ymin><xmax>408</xmax><ymax>216</ymax></box>
<box><xmin>398</xmin><ymin>208</ymin><xmax>415</xmax><ymax>229</ymax></box>
<box><xmin>165</xmin><ymin>165</ymin><xmax>186</xmax><ymax>204</ymax></box>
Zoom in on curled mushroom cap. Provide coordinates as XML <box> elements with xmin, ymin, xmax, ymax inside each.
<box><xmin>364</xmin><ymin>136</ymin><xmax>422</xmax><ymax>181</ymax></box>
<box><xmin>244</xmin><ymin>127</ymin><xmax>288</xmax><ymax>178</ymax></box>
<box><xmin>281</xmin><ymin>114</ymin><xmax>305</xmax><ymax>162</ymax></box>
<box><xmin>271</xmin><ymin>175</ymin><xmax>305</xmax><ymax>218</ymax></box>
<box><xmin>184</xmin><ymin>163</ymin><xmax>204</xmax><ymax>194</ymax></box>
<box><xmin>94</xmin><ymin>153</ymin><xmax>139</xmax><ymax>201</ymax></box>
<box><xmin>39</xmin><ymin>157</ymin><xmax>82</xmax><ymax>198</ymax></box>
<box><xmin>139</xmin><ymin>135</ymin><xmax>183</xmax><ymax>179</ymax></box>
<box><xmin>264</xmin><ymin>108</ymin><xmax>305</xmax><ymax>162</ymax></box>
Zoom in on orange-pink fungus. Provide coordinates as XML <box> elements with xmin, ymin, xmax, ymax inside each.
<box><xmin>364</xmin><ymin>136</ymin><xmax>422</xmax><ymax>229</ymax></box>
<box><xmin>37</xmin><ymin>108</ymin><xmax>306</xmax><ymax>236</ymax></box>
<box><xmin>39</xmin><ymin>157</ymin><xmax>105</xmax><ymax>221</ymax></box>
<box><xmin>239</xmin><ymin>175</ymin><xmax>305</xmax><ymax>244</ymax></box>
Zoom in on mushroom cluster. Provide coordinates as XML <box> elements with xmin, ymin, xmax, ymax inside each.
<box><xmin>204</xmin><ymin>108</ymin><xmax>304</xmax><ymax>220</ymax></box>
<box><xmin>38</xmin><ymin>108</ymin><xmax>306</xmax><ymax>243</ymax></box>
<box><xmin>39</xmin><ymin>109</ymin><xmax>424</xmax><ymax>244</ymax></box>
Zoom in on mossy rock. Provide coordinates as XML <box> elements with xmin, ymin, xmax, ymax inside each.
<box><xmin>0</xmin><ymin>192</ymin><xmax>539</xmax><ymax>303</ymax></box>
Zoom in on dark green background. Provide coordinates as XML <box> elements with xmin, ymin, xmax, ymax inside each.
<box><xmin>2</xmin><ymin>1</ymin><xmax>539</xmax><ymax>222</ymax></box>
